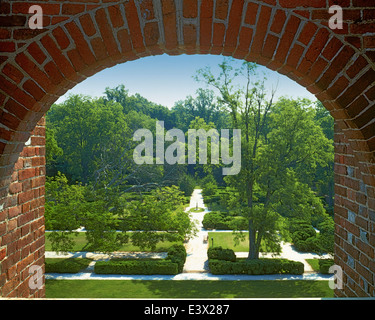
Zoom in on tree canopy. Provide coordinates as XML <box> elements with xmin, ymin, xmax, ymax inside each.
<box><xmin>45</xmin><ymin>58</ymin><xmax>334</xmax><ymax>257</ymax></box>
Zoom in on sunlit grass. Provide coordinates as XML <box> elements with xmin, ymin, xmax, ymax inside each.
<box><xmin>46</xmin><ymin>279</ymin><xmax>333</xmax><ymax>299</ymax></box>
<box><xmin>45</xmin><ymin>232</ymin><xmax>182</xmax><ymax>252</ymax></box>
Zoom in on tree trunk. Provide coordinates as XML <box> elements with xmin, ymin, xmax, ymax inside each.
<box><xmin>248</xmin><ymin>219</ymin><xmax>259</xmax><ymax>259</ymax></box>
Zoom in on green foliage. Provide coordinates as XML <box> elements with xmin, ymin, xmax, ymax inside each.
<box><xmin>45</xmin><ymin>258</ymin><xmax>92</xmax><ymax>273</ymax></box>
<box><xmin>172</xmin><ymin>88</ymin><xmax>230</xmax><ymax>132</ymax></box>
<box><xmin>94</xmin><ymin>260</ymin><xmax>178</xmax><ymax>275</ymax></box>
<box><xmin>208</xmin><ymin>259</ymin><xmax>304</xmax><ymax>275</ymax></box>
<box><xmin>45</xmin><ymin>171</ymin><xmax>194</xmax><ymax>253</ymax></box>
<box><xmin>318</xmin><ymin>259</ymin><xmax>335</xmax><ymax>274</ymax></box>
<box><xmin>203</xmin><ymin>212</ymin><xmax>247</xmax><ymax>230</ymax></box>
<box><xmin>45</xmin><ymin>172</ymin><xmax>87</xmax><ymax>253</ymax></box>
<box><xmin>45</xmin><ymin>172</ymin><xmax>85</xmax><ymax>230</ymax></box>
<box><xmin>121</xmin><ymin>186</ymin><xmax>197</xmax><ymax>250</ymax></box>
<box><xmin>187</xmin><ymin>117</ymin><xmax>221</xmax><ymax>178</ymax></box>
<box><xmin>166</xmin><ymin>244</ymin><xmax>187</xmax><ymax>273</ymax></box>
<box><xmin>47</xmin><ymin>95</ymin><xmax>132</xmax><ymax>184</ymax></box>
<box><xmin>92</xmin><ymin>243</ymin><xmax>186</xmax><ymax>275</ymax></box>
<box><xmin>289</xmin><ymin>220</ymin><xmax>317</xmax><ymax>241</ymax></box>
<box><xmin>45</xmin><ymin>66</ymin><xmax>334</xmax><ymax>262</ymax></box>
<box><xmin>196</xmin><ymin>58</ymin><xmax>333</xmax><ymax>260</ymax></box>
<box><xmin>203</xmin><ymin>212</ymin><xmax>227</xmax><ymax>229</ymax></box>
<box><xmin>178</xmin><ymin>174</ymin><xmax>196</xmax><ymax>197</ymax></box>
<box><xmin>294</xmin><ymin>237</ymin><xmax>320</xmax><ymax>253</ymax></box>
<box><xmin>45</xmin><ymin>126</ymin><xmax>63</xmax><ymax>167</ymax></box>
<box><xmin>289</xmin><ymin>218</ymin><xmax>334</xmax><ymax>255</ymax></box>
<box><xmin>207</xmin><ymin>247</ymin><xmax>236</xmax><ymax>262</ymax></box>
<box><xmin>83</xmin><ymin>211</ymin><xmax>129</xmax><ymax>253</ymax></box>
<box><xmin>45</xmin><ymin>172</ymin><xmax>130</xmax><ymax>253</ymax></box>
<box><xmin>105</xmin><ymin>84</ymin><xmax>175</xmax><ymax>129</ymax></box>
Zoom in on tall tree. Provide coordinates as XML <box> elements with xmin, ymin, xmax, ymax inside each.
<box><xmin>196</xmin><ymin>58</ymin><xmax>332</xmax><ymax>259</ymax></box>
<box><xmin>119</xmin><ymin>186</ymin><xmax>197</xmax><ymax>250</ymax></box>
<box><xmin>47</xmin><ymin>95</ymin><xmax>132</xmax><ymax>184</ymax></box>
<box><xmin>172</xmin><ymin>88</ymin><xmax>230</xmax><ymax>132</ymax></box>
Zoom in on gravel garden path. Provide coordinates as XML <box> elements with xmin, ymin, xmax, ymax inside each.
<box><xmin>182</xmin><ymin>189</ymin><xmax>209</xmax><ymax>273</ymax></box>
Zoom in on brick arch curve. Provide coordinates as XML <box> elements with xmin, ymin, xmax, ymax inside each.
<box><xmin>0</xmin><ymin>1</ymin><xmax>374</xmax><ymax>298</ymax></box>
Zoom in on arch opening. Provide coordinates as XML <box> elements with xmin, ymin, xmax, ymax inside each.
<box><xmin>0</xmin><ymin>0</ymin><xmax>374</xmax><ymax>298</ymax></box>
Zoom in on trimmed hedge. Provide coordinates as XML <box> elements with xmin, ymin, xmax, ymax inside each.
<box><xmin>45</xmin><ymin>258</ymin><xmax>92</xmax><ymax>273</ymax></box>
<box><xmin>289</xmin><ymin>219</ymin><xmax>322</xmax><ymax>253</ymax></box>
<box><xmin>166</xmin><ymin>244</ymin><xmax>187</xmax><ymax>273</ymax></box>
<box><xmin>319</xmin><ymin>259</ymin><xmax>335</xmax><ymax>274</ymax></box>
<box><xmin>203</xmin><ymin>212</ymin><xmax>247</xmax><ymax>230</ymax></box>
<box><xmin>207</xmin><ymin>247</ymin><xmax>236</xmax><ymax>262</ymax></box>
<box><xmin>94</xmin><ymin>244</ymin><xmax>187</xmax><ymax>275</ymax></box>
<box><xmin>94</xmin><ymin>260</ymin><xmax>178</xmax><ymax>275</ymax></box>
<box><xmin>209</xmin><ymin>258</ymin><xmax>304</xmax><ymax>275</ymax></box>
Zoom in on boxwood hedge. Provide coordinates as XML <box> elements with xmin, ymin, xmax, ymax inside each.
<box><xmin>202</xmin><ymin>212</ymin><xmax>247</xmax><ymax>230</ymax></box>
<box><xmin>94</xmin><ymin>260</ymin><xmax>178</xmax><ymax>275</ymax></box>
<box><xmin>208</xmin><ymin>258</ymin><xmax>304</xmax><ymax>275</ymax></box>
<box><xmin>318</xmin><ymin>259</ymin><xmax>335</xmax><ymax>274</ymax></box>
<box><xmin>166</xmin><ymin>244</ymin><xmax>187</xmax><ymax>273</ymax></box>
<box><xmin>94</xmin><ymin>244</ymin><xmax>187</xmax><ymax>275</ymax></box>
<box><xmin>207</xmin><ymin>247</ymin><xmax>236</xmax><ymax>262</ymax></box>
<box><xmin>45</xmin><ymin>258</ymin><xmax>92</xmax><ymax>273</ymax></box>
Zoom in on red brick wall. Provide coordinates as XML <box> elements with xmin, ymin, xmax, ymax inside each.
<box><xmin>0</xmin><ymin>0</ymin><xmax>374</xmax><ymax>298</ymax></box>
<box><xmin>334</xmin><ymin>123</ymin><xmax>375</xmax><ymax>297</ymax></box>
<box><xmin>0</xmin><ymin>118</ymin><xmax>45</xmax><ymax>298</ymax></box>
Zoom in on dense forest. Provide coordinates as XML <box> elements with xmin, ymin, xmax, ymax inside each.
<box><xmin>45</xmin><ymin>59</ymin><xmax>335</xmax><ymax>258</ymax></box>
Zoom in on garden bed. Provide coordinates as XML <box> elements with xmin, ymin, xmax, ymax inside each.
<box><xmin>94</xmin><ymin>244</ymin><xmax>186</xmax><ymax>275</ymax></box>
<box><xmin>94</xmin><ymin>259</ymin><xmax>179</xmax><ymax>275</ymax></box>
<box><xmin>209</xmin><ymin>258</ymin><xmax>304</xmax><ymax>275</ymax></box>
<box><xmin>208</xmin><ymin>247</ymin><xmax>304</xmax><ymax>275</ymax></box>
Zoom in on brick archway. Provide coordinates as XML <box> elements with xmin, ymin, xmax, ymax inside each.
<box><xmin>0</xmin><ymin>1</ymin><xmax>374</xmax><ymax>298</ymax></box>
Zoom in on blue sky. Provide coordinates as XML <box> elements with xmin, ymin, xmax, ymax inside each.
<box><xmin>57</xmin><ymin>54</ymin><xmax>317</xmax><ymax>109</ymax></box>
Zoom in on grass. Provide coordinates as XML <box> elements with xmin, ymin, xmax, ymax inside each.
<box><xmin>188</xmin><ymin>207</ymin><xmax>205</xmax><ymax>213</ymax></box>
<box><xmin>45</xmin><ymin>232</ymin><xmax>182</xmax><ymax>252</ymax></box>
<box><xmin>208</xmin><ymin>232</ymin><xmax>249</xmax><ymax>252</ymax></box>
<box><xmin>45</xmin><ymin>279</ymin><xmax>334</xmax><ymax>299</ymax></box>
<box><xmin>306</xmin><ymin>259</ymin><xmax>320</xmax><ymax>272</ymax></box>
<box><xmin>208</xmin><ymin>232</ymin><xmax>279</xmax><ymax>253</ymax></box>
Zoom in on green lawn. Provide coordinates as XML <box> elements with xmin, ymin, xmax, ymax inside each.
<box><xmin>306</xmin><ymin>259</ymin><xmax>320</xmax><ymax>272</ymax></box>
<box><xmin>208</xmin><ymin>232</ymin><xmax>250</xmax><ymax>252</ymax></box>
<box><xmin>188</xmin><ymin>207</ymin><xmax>205</xmax><ymax>213</ymax></box>
<box><xmin>45</xmin><ymin>232</ymin><xmax>182</xmax><ymax>252</ymax></box>
<box><xmin>45</xmin><ymin>279</ymin><xmax>334</xmax><ymax>298</ymax></box>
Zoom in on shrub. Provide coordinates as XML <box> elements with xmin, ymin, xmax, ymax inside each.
<box><xmin>203</xmin><ymin>212</ymin><xmax>247</xmax><ymax>230</ymax></box>
<box><xmin>178</xmin><ymin>175</ymin><xmax>196</xmax><ymax>197</ymax></box>
<box><xmin>294</xmin><ymin>235</ymin><xmax>328</xmax><ymax>254</ymax></box>
<box><xmin>202</xmin><ymin>212</ymin><xmax>227</xmax><ymax>229</ymax></box>
<box><xmin>319</xmin><ymin>259</ymin><xmax>335</xmax><ymax>274</ymax></box>
<box><xmin>45</xmin><ymin>258</ymin><xmax>92</xmax><ymax>273</ymax></box>
<box><xmin>94</xmin><ymin>244</ymin><xmax>186</xmax><ymax>275</ymax></box>
<box><xmin>227</xmin><ymin>216</ymin><xmax>247</xmax><ymax>230</ymax></box>
<box><xmin>292</xmin><ymin>230</ymin><xmax>314</xmax><ymax>243</ymax></box>
<box><xmin>294</xmin><ymin>237</ymin><xmax>317</xmax><ymax>252</ymax></box>
<box><xmin>94</xmin><ymin>260</ymin><xmax>178</xmax><ymax>275</ymax></box>
<box><xmin>209</xmin><ymin>258</ymin><xmax>304</xmax><ymax>275</ymax></box>
<box><xmin>289</xmin><ymin>219</ymin><xmax>323</xmax><ymax>253</ymax></box>
<box><xmin>207</xmin><ymin>247</ymin><xmax>236</xmax><ymax>262</ymax></box>
<box><xmin>166</xmin><ymin>244</ymin><xmax>187</xmax><ymax>273</ymax></box>
<box><xmin>289</xmin><ymin>220</ymin><xmax>316</xmax><ymax>240</ymax></box>
<box><xmin>202</xmin><ymin>182</ymin><xmax>218</xmax><ymax>197</ymax></box>
<box><xmin>317</xmin><ymin>218</ymin><xmax>334</xmax><ymax>235</ymax></box>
